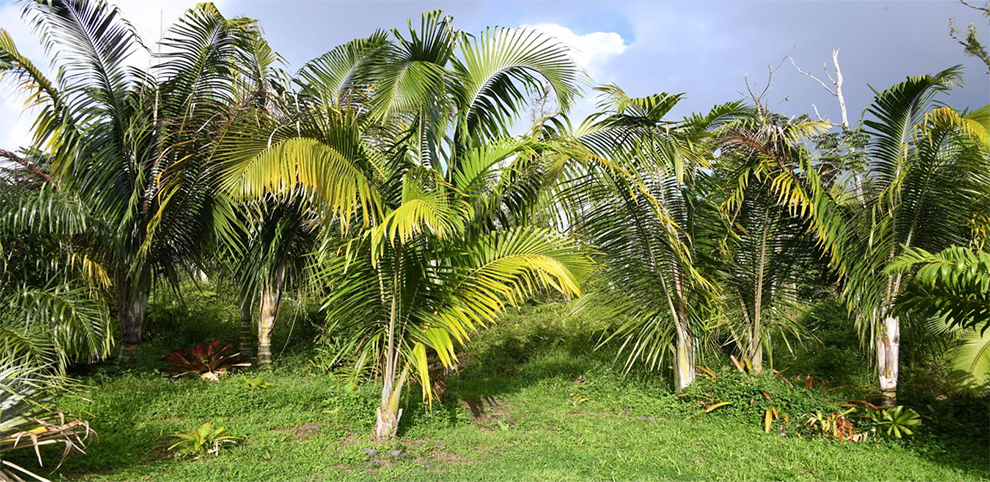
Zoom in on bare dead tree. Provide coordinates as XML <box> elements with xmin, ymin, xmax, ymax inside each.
<box><xmin>790</xmin><ymin>49</ymin><xmax>866</xmax><ymax>204</ymax></box>
<box><xmin>739</xmin><ymin>50</ymin><xmax>792</xmax><ymax>114</ymax></box>
<box><xmin>528</xmin><ymin>81</ymin><xmax>556</xmax><ymax>125</ymax></box>
<box><xmin>789</xmin><ymin>49</ymin><xmax>849</xmax><ymax>130</ymax></box>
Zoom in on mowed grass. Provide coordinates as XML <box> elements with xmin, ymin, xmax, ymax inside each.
<box><xmin>26</xmin><ymin>303</ymin><xmax>990</xmax><ymax>481</ymax></box>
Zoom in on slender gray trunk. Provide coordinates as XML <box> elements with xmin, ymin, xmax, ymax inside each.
<box><xmin>673</xmin><ymin>320</ymin><xmax>696</xmax><ymax>391</ymax></box>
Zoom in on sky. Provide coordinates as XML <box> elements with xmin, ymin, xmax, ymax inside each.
<box><xmin>1</xmin><ymin>0</ymin><xmax>988</xmax><ymax>151</ymax></box>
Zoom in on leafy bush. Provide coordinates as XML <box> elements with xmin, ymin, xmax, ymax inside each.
<box><xmin>163</xmin><ymin>340</ymin><xmax>249</xmax><ymax>381</ymax></box>
<box><xmin>144</xmin><ymin>283</ymin><xmax>240</xmax><ymax>347</ymax></box>
<box><xmin>460</xmin><ymin>303</ymin><xmax>608</xmax><ymax>378</ymax></box>
<box><xmin>168</xmin><ymin>423</ymin><xmax>241</xmax><ymax>458</ymax></box>
<box><xmin>320</xmin><ymin>382</ymin><xmax>381</xmax><ymax>430</ymax></box>
<box><xmin>683</xmin><ymin>368</ymin><xmax>843</xmax><ymax>422</ymax></box>
<box><xmin>777</xmin><ymin>299</ymin><xmax>870</xmax><ymax>384</ymax></box>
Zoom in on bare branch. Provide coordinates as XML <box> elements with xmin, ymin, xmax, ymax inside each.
<box><xmin>0</xmin><ymin>148</ymin><xmax>55</xmax><ymax>184</ymax></box>
<box><xmin>789</xmin><ymin>56</ymin><xmax>836</xmax><ymax>96</ymax></box>
<box><xmin>831</xmin><ymin>49</ymin><xmax>849</xmax><ymax>128</ymax></box>
<box><xmin>811</xmin><ymin>103</ymin><xmax>825</xmax><ymax>122</ymax></box>
<box><xmin>824</xmin><ymin>63</ymin><xmax>837</xmax><ymax>85</ymax></box>
<box><xmin>743</xmin><ymin>49</ymin><xmax>794</xmax><ymax>113</ymax></box>
<box><xmin>957</xmin><ymin>0</ymin><xmax>990</xmax><ymax>15</ymax></box>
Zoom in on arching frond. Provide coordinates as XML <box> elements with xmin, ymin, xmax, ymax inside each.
<box><xmin>453</xmin><ymin>26</ymin><xmax>582</xmax><ymax>140</ymax></box>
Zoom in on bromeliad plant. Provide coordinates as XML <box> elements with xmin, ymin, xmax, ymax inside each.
<box><xmin>163</xmin><ymin>340</ymin><xmax>249</xmax><ymax>381</ymax></box>
<box><xmin>862</xmin><ymin>405</ymin><xmax>923</xmax><ymax>438</ymax></box>
<box><xmin>168</xmin><ymin>423</ymin><xmax>242</xmax><ymax>458</ymax></box>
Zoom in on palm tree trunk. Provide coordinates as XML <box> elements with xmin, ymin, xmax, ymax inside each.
<box><xmin>746</xmin><ymin>308</ymin><xmax>764</xmax><ymax>375</ymax></box>
<box><xmin>751</xmin><ymin>344</ymin><xmax>764</xmax><ymax>374</ymax></box>
<box><xmin>239</xmin><ymin>292</ymin><xmax>254</xmax><ymax>364</ymax></box>
<box><xmin>257</xmin><ymin>260</ymin><xmax>286</xmax><ymax>368</ymax></box>
<box><xmin>374</xmin><ymin>272</ymin><xmax>403</xmax><ymax>441</ymax></box>
<box><xmin>666</xmin><ymin>268</ymin><xmax>695</xmax><ymax>392</ymax></box>
<box><xmin>117</xmin><ymin>268</ymin><xmax>150</xmax><ymax>362</ymax></box>
<box><xmin>749</xmin><ymin>207</ymin><xmax>770</xmax><ymax>375</ymax></box>
<box><xmin>876</xmin><ymin>315</ymin><xmax>900</xmax><ymax>407</ymax></box>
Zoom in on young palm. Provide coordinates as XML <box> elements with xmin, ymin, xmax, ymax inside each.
<box><xmin>888</xmin><ymin>246</ymin><xmax>990</xmax><ymax>395</ymax></box>
<box><xmin>219</xmin><ymin>11</ymin><xmax>589</xmax><ymax>439</ymax></box>
<box><xmin>712</xmin><ymin>109</ymin><xmax>834</xmax><ymax>373</ymax></box>
<box><xmin>575</xmin><ymin>86</ymin><xmax>745</xmax><ymax>390</ymax></box>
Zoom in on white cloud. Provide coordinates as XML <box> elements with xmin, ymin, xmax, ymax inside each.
<box><xmin>0</xmin><ymin>0</ymin><xmax>231</xmax><ymax>151</ymax></box>
<box><xmin>522</xmin><ymin>23</ymin><xmax>628</xmax><ymax>125</ymax></box>
<box><xmin>527</xmin><ymin>23</ymin><xmax>628</xmax><ymax>82</ymax></box>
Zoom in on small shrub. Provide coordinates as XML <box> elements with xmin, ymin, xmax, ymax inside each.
<box><xmin>144</xmin><ymin>283</ymin><xmax>240</xmax><ymax>346</ymax></box>
<box><xmin>802</xmin><ymin>408</ymin><xmax>871</xmax><ymax>442</ymax></box>
<box><xmin>168</xmin><ymin>423</ymin><xmax>242</xmax><ymax>458</ymax></box>
<box><xmin>320</xmin><ymin>382</ymin><xmax>381</xmax><ymax>429</ymax></box>
<box><xmin>683</xmin><ymin>368</ymin><xmax>842</xmax><ymax>422</ymax></box>
<box><xmin>569</xmin><ymin>392</ymin><xmax>591</xmax><ymax>407</ymax></box>
<box><xmin>163</xmin><ymin>340</ymin><xmax>249</xmax><ymax>381</ymax></box>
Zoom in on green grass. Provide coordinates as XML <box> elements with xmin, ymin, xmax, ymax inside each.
<box><xmin>21</xmin><ymin>301</ymin><xmax>990</xmax><ymax>481</ymax></box>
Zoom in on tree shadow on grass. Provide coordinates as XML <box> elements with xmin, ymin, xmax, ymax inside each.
<box><xmin>897</xmin><ymin>395</ymin><xmax>990</xmax><ymax>480</ymax></box>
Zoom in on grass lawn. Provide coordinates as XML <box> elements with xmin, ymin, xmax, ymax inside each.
<box><xmin>29</xmin><ymin>303</ymin><xmax>990</xmax><ymax>481</ymax></box>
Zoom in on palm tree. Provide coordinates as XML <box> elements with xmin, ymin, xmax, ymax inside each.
<box><xmin>1</xmin><ymin>0</ymin><xmax>266</xmax><ymax>360</ymax></box>
<box><xmin>574</xmin><ymin>86</ymin><xmax>745</xmax><ymax>390</ymax></box>
<box><xmin>235</xmin><ymin>197</ymin><xmax>321</xmax><ymax>366</ymax></box>
<box><xmin>716</xmin><ymin>175</ymin><xmax>814</xmax><ymax>373</ymax></box>
<box><xmin>210</xmin><ymin>28</ymin><xmax>313</xmax><ymax>368</ymax></box>
<box><xmin>711</xmin><ymin>109</ymin><xmax>835</xmax><ymax>373</ymax></box>
<box><xmin>0</xmin><ymin>181</ymin><xmax>113</xmax><ymax>370</ymax></box>
<box><xmin>218</xmin><ymin>11</ymin><xmax>589</xmax><ymax>439</ymax></box>
<box><xmin>769</xmin><ymin>68</ymin><xmax>990</xmax><ymax>404</ymax></box>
